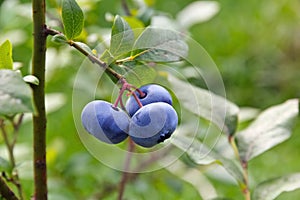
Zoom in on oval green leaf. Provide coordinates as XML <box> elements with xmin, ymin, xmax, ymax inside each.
<box><xmin>171</xmin><ymin>135</ymin><xmax>216</xmax><ymax>165</ymax></box>
<box><xmin>124</xmin><ymin>64</ymin><xmax>157</xmax><ymax>88</ymax></box>
<box><xmin>236</xmin><ymin>99</ymin><xmax>299</xmax><ymax>162</ymax></box>
<box><xmin>0</xmin><ymin>157</ymin><xmax>11</xmax><ymax>173</ymax></box>
<box><xmin>62</xmin><ymin>0</ymin><xmax>84</xmax><ymax>39</ymax></box>
<box><xmin>132</xmin><ymin>28</ymin><xmax>188</xmax><ymax>62</ymax></box>
<box><xmin>0</xmin><ymin>69</ymin><xmax>34</xmax><ymax>115</ymax></box>
<box><xmin>110</xmin><ymin>15</ymin><xmax>135</xmax><ymax>58</ymax></box>
<box><xmin>253</xmin><ymin>173</ymin><xmax>300</xmax><ymax>200</ymax></box>
<box><xmin>0</xmin><ymin>40</ymin><xmax>13</xmax><ymax>69</ymax></box>
<box><xmin>164</xmin><ymin>157</ymin><xmax>217</xmax><ymax>199</ymax></box>
<box><xmin>168</xmin><ymin>75</ymin><xmax>239</xmax><ymax>135</ymax></box>
<box><xmin>171</xmin><ymin>135</ymin><xmax>244</xmax><ymax>184</ymax></box>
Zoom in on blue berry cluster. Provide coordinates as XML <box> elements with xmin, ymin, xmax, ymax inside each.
<box><xmin>81</xmin><ymin>84</ymin><xmax>178</xmax><ymax>148</ymax></box>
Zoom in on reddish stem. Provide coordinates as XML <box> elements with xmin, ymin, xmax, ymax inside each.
<box><xmin>119</xmin><ymin>98</ymin><xmax>126</xmax><ymax>111</ymax></box>
<box><xmin>114</xmin><ymin>78</ymin><xmax>131</xmax><ymax>107</ymax></box>
<box><xmin>118</xmin><ymin>138</ymin><xmax>135</xmax><ymax>200</ymax></box>
<box><xmin>127</xmin><ymin>86</ymin><xmax>145</xmax><ymax>107</ymax></box>
<box><xmin>132</xmin><ymin>92</ymin><xmax>143</xmax><ymax>108</ymax></box>
<box><xmin>135</xmin><ymin>88</ymin><xmax>146</xmax><ymax>98</ymax></box>
<box><xmin>113</xmin><ymin>78</ymin><xmax>145</xmax><ymax>109</ymax></box>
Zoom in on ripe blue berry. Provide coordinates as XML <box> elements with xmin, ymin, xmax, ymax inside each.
<box><xmin>81</xmin><ymin>100</ymin><xmax>129</xmax><ymax>144</ymax></box>
<box><xmin>126</xmin><ymin>84</ymin><xmax>172</xmax><ymax>116</ymax></box>
<box><xmin>129</xmin><ymin>102</ymin><xmax>178</xmax><ymax>148</ymax></box>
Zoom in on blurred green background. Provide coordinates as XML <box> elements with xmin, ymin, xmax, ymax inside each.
<box><xmin>0</xmin><ymin>0</ymin><xmax>299</xmax><ymax>199</ymax></box>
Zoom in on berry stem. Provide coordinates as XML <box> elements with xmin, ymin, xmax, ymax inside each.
<box><xmin>132</xmin><ymin>92</ymin><xmax>143</xmax><ymax>108</ymax></box>
<box><xmin>119</xmin><ymin>98</ymin><xmax>126</xmax><ymax>111</ymax></box>
<box><xmin>127</xmin><ymin>85</ymin><xmax>145</xmax><ymax>107</ymax></box>
<box><xmin>118</xmin><ymin>138</ymin><xmax>135</xmax><ymax>200</ymax></box>
<box><xmin>114</xmin><ymin>78</ymin><xmax>145</xmax><ymax>110</ymax></box>
<box><xmin>135</xmin><ymin>89</ymin><xmax>146</xmax><ymax>98</ymax></box>
<box><xmin>96</xmin><ymin>148</ymin><xmax>172</xmax><ymax>199</ymax></box>
<box><xmin>114</xmin><ymin>78</ymin><xmax>132</xmax><ymax>108</ymax></box>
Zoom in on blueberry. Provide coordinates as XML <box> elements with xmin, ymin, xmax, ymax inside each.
<box><xmin>81</xmin><ymin>100</ymin><xmax>129</xmax><ymax>144</ymax></box>
<box><xmin>126</xmin><ymin>84</ymin><xmax>172</xmax><ymax>116</ymax></box>
<box><xmin>129</xmin><ymin>102</ymin><xmax>178</xmax><ymax>148</ymax></box>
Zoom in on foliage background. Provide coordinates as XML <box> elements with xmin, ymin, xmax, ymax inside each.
<box><xmin>0</xmin><ymin>0</ymin><xmax>299</xmax><ymax>199</ymax></box>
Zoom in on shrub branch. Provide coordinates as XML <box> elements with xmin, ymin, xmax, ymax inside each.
<box><xmin>45</xmin><ymin>27</ymin><xmax>123</xmax><ymax>81</ymax></box>
<box><xmin>32</xmin><ymin>0</ymin><xmax>48</xmax><ymax>199</ymax></box>
<box><xmin>0</xmin><ymin>176</ymin><xmax>19</xmax><ymax>200</ymax></box>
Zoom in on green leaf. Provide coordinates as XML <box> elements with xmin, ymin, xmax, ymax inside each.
<box><xmin>171</xmin><ymin>135</ymin><xmax>244</xmax><ymax>184</ymax></box>
<box><xmin>100</xmin><ymin>49</ymin><xmax>114</xmax><ymax>64</ymax></box>
<box><xmin>123</xmin><ymin>16</ymin><xmax>145</xmax><ymax>30</ymax></box>
<box><xmin>253</xmin><ymin>173</ymin><xmax>300</xmax><ymax>200</ymax></box>
<box><xmin>168</xmin><ymin>75</ymin><xmax>239</xmax><ymax>135</ymax></box>
<box><xmin>171</xmin><ymin>135</ymin><xmax>216</xmax><ymax>165</ymax></box>
<box><xmin>217</xmin><ymin>156</ymin><xmax>244</xmax><ymax>186</ymax></box>
<box><xmin>164</xmin><ymin>157</ymin><xmax>217</xmax><ymax>199</ymax></box>
<box><xmin>236</xmin><ymin>99</ymin><xmax>299</xmax><ymax>162</ymax></box>
<box><xmin>0</xmin><ymin>40</ymin><xmax>13</xmax><ymax>69</ymax></box>
<box><xmin>132</xmin><ymin>27</ymin><xmax>188</xmax><ymax>62</ymax></box>
<box><xmin>62</xmin><ymin>0</ymin><xmax>84</xmax><ymax>39</ymax></box>
<box><xmin>0</xmin><ymin>157</ymin><xmax>11</xmax><ymax>173</ymax></box>
<box><xmin>124</xmin><ymin>64</ymin><xmax>157</xmax><ymax>88</ymax></box>
<box><xmin>110</xmin><ymin>15</ymin><xmax>135</xmax><ymax>58</ymax></box>
<box><xmin>135</xmin><ymin>49</ymin><xmax>182</xmax><ymax>62</ymax></box>
<box><xmin>0</xmin><ymin>69</ymin><xmax>34</xmax><ymax>115</ymax></box>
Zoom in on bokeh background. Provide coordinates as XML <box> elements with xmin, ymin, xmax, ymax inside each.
<box><xmin>0</xmin><ymin>0</ymin><xmax>299</xmax><ymax>199</ymax></box>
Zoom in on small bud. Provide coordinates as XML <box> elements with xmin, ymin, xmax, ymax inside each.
<box><xmin>51</xmin><ymin>34</ymin><xmax>68</xmax><ymax>44</ymax></box>
<box><xmin>23</xmin><ymin>75</ymin><xmax>39</xmax><ymax>85</ymax></box>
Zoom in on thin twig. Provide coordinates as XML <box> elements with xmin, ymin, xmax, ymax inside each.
<box><xmin>93</xmin><ymin>147</ymin><xmax>171</xmax><ymax>199</ymax></box>
<box><xmin>118</xmin><ymin>138</ymin><xmax>135</xmax><ymax>200</ymax></box>
<box><xmin>121</xmin><ymin>0</ymin><xmax>131</xmax><ymax>16</ymax></box>
<box><xmin>0</xmin><ymin>119</ymin><xmax>15</xmax><ymax>169</ymax></box>
<box><xmin>11</xmin><ymin>114</ymin><xmax>24</xmax><ymax>148</ymax></box>
<box><xmin>0</xmin><ymin>118</ymin><xmax>23</xmax><ymax>199</ymax></box>
<box><xmin>241</xmin><ymin>160</ymin><xmax>251</xmax><ymax>200</ymax></box>
<box><xmin>45</xmin><ymin>26</ymin><xmax>124</xmax><ymax>81</ymax></box>
<box><xmin>0</xmin><ymin>176</ymin><xmax>19</xmax><ymax>200</ymax></box>
<box><xmin>10</xmin><ymin>115</ymin><xmax>25</xmax><ymax>200</ymax></box>
<box><xmin>69</xmin><ymin>40</ymin><xmax>123</xmax><ymax>80</ymax></box>
<box><xmin>229</xmin><ymin>136</ymin><xmax>251</xmax><ymax>200</ymax></box>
